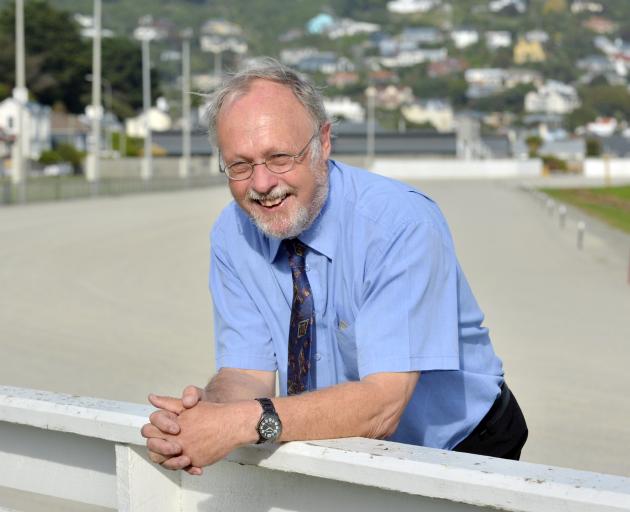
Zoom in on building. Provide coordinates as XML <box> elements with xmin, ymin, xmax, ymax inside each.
<box><xmin>582</xmin><ymin>16</ymin><xmax>617</xmax><ymax>35</ymax></box>
<box><xmin>571</xmin><ymin>1</ymin><xmax>604</xmax><ymax>14</ymax></box>
<box><xmin>428</xmin><ymin>58</ymin><xmax>466</xmax><ymax>78</ymax></box>
<box><xmin>295</xmin><ymin>52</ymin><xmax>355</xmax><ymax>74</ymax></box>
<box><xmin>380</xmin><ymin>48</ymin><xmax>447</xmax><ymax>68</ymax></box>
<box><xmin>504</xmin><ymin>68</ymin><xmax>543</xmax><ymax>88</ymax></box>
<box><xmin>450</xmin><ymin>28</ymin><xmax>479</xmax><ymax>49</ymax></box>
<box><xmin>525</xmin><ymin>80</ymin><xmax>580</xmax><ymax>115</ymax></box>
<box><xmin>327</xmin><ymin>19</ymin><xmax>380</xmax><ymax>39</ymax></box>
<box><xmin>373</xmin><ymin>85</ymin><xmax>414</xmax><ymax>110</ymax></box>
<box><xmin>323</xmin><ymin>97</ymin><xmax>365</xmax><ymax>123</ymax></box>
<box><xmin>587</xmin><ymin>117</ymin><xmax>618</xmax><ymax>137</ymax></box>
<box><xmin>488</xmin><ymin>0</ymin><xmax>527</xmax><ymax>14</ymax></box>
<box><xmin>513</xmin><ymin>38</ymin><xmax>546</xmax><ymax>64</ymax></box>
<box><xmin>125</xmin><ymin>108</ymin><xmax>172</xmax><ymax>138</ymax></box>
<box><xmin>401</xmin><ymin>99</ymin><xmax>454</xmax><ymax>132</ymax></box>
<box><xmin>485</xmin><ymin>31</ymin><xmax>512</xmax><ymax>50</ymax></box>
<box><xmin>0</xmin><ymin>96</ymin><xmax>51</xmax><ymax>160</ymax></box>
<box><xmin>327</xmin><ymin>72</ymin><xmax>360</xmax><ymax>89</ymax></box>
<box><xmin>387</xmin><ymin>0</ymin><xmax>441</xmax><ymax>14</ymax></box>
<box><xmin>400</xmin><ymin>27</ymin><xmax>444</xmax><ymax>45</ymax></box>
<box><xmin>200</xmin><ymin>19</ymin><xmax>247</xmax><ymax>54</ymax></box>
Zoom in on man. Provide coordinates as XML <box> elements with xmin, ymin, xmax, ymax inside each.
<box><xmin>141</xmin><ymin>60</ymin><xmax>527</xmax><ymax>474</ymax></box>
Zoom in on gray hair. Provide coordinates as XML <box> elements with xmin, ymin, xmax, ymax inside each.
<box><xmin>205</xmin><ymin>58</ymin><xmax>330</xmax><ymax>162</ymax></box>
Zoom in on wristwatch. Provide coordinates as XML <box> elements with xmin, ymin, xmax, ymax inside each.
<box><xmin>255</xmin><ymin>398</ymin><xmax>282</xmax><ymax>444</ymax></box>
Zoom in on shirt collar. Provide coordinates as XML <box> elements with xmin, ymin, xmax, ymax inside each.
<box><xmin>267</xmin><ymin>160</ymin><xmax>341</xmax><ymax>263</ymax></box>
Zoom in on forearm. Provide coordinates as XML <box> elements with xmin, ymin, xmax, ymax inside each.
<box><xmin>204</xmin><ymin>367</ymin><xmax>276</xmax><ymax>403</ymax></box>
<box><xmin>273</xmin><ymin>372</ymin><xmax>419</xmax><ymax>442</ymax></box>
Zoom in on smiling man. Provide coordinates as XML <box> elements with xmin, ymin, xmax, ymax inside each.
<box><xmin>141</xmin><ymin>60</ymin><xmax>527</xmax><ymax>473</ymax></box>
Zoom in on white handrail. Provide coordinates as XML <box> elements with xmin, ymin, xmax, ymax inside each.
<box><xmin>1</xmin><ymin>385</ymin><xmax>629</xmax><ymax>512</ymax></box>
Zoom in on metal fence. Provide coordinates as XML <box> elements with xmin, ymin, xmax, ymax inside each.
<box><xmin>0</xmin><ymin>174</ymin><xmax>226</xmax><ymax>206</ymax></box>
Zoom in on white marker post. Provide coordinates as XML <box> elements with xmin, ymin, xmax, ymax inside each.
<box><xmin>577</xmin><ymin>221</ymin><xmax>586</xmax><ymax>250</ymax></box>
<box><xmin>558</xmin><ymin>204</ymin><xmax>567</xmax><ymax>229</ymax></box>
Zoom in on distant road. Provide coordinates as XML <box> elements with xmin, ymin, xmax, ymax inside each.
<box><xmin>1</xmin><ymin>177</ymin><xmax>629</xmax><ymax>477</ymax></box>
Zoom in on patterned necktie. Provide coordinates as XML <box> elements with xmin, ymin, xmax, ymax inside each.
<box><xmin>285</xmin><ymin>239</ymin><xmax>316</xmax><ymax>395</ymax></box>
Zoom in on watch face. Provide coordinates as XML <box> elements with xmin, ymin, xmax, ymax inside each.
<box><xmin>259</xmin><ymin>416</ymin><xmax>281</xmax><ymax>440</ymax></box>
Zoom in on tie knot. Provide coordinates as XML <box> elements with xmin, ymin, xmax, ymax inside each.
<box><xmin>285</xmin><ymin>239</ymin><xmax>306</xmax><ymax>269</ymax></box>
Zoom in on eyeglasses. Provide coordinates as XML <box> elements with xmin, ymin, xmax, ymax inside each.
<box><xmin>220</xmin><ymin>132</ymin><xmax>319</xmax><ymax>181</ymax></box>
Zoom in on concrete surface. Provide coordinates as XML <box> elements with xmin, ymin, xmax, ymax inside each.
<box><xmin>0</xmin><ymin>176</ymin><xmax>629</xmax><ymax>477</ymax></box>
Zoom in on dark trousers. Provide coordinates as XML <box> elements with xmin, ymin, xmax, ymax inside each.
<box><xmin>453</xmin><ymin>383</ymin><xmax>528</xmax><ymax>460</ymax></box>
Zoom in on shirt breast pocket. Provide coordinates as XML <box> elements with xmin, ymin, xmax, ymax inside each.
<box><xmin>334</xmin><ymin>313</ymin><xmax>359</xmax><ymax>380</ymax></box>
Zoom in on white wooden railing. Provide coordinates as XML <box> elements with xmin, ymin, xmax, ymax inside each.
<box><xmin>1</xmin><ymin>386</ymin><xmax>629</xmax><ymax>512</ymax></box>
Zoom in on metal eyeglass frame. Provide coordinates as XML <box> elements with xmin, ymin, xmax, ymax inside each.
<box><xmin>219</xmin><ymin>131</ymin><xmax>319</xmax><ymax>181</ymax></box>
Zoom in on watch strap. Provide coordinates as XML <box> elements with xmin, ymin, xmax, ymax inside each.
<box><xmin>255</xmin><ymin>397</ymin><xmax>276</xmax><ymax>415</ymax></box>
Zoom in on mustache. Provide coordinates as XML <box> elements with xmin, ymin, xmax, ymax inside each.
<box><xmin>247</xmin><ymin>185</ymin><xmax>295</xmax><ymax>202</ymax></box>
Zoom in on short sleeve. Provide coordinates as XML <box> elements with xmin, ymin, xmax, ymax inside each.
<box><xmin>355</xmin><ymin>221</ymin><xmax>460</xmax><ymax>378</ymax></box>
<box><xmin>210</xmin><ymin>226</ymin><xmax>277</xmax><ymax>372</ymax></box>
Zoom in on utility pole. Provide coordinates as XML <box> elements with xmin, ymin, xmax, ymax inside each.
<box><xmin>141</xmin><ymin>35</ymin><xmax>153</xmax><ymax>181</ymax></box>
<box><xmin>12</xmin><ymin>0</ymin><xmax>27</xmax><ymax>202</ymax></box>
<box><xmin>86</xmin><ymin>0</ymin><xmax>102</xmax><ymax>195</ymax></box>
<box><xmin>179</xmin><ymin>28</ymin><xmax>193</xmax><ymax>182</ymax></box>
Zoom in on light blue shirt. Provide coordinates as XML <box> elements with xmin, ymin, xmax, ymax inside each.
<box><xmin>210</xmin><ymin>160</ymin><xmax>504</xmax><ymax>449</ymax></box>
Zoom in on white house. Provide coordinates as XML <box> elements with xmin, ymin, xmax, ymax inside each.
<box><xmin>0</xmin><ymin>96</ymin><xmax>51</xmax><ymax>160</ymax></box>
<box><xmin>489</xmin><ymin>0</ymin><xmax>527</xmax><ymax>14</ymax></box>
<box><xmin>125</xmin><ymin>108</ymin><xmax>172</xmax><ymax>138</ymax></box>
<box><xmin>381</xmin><ymin>48</ymin><xmax>447</xmax><ymax>67</ymax></box>
<box><xmin>587</xmin><ymin>117</ymin><xmax>618</xmax><ymax>137</ymax></box>
<box><xmin>401</xmin><ymin>99</ymin><xmax>454</xmax><ymax>132</ymax></box>
<box><xmin>451</xmin><ymin>28</ymin><xmax>479</xmax><ymax>49</ymax></box>
<box><xmin>571</xmin><ymin>1</ymin><xmax>603</xmax><ymax>14</ymax></box>
<box><xmin>485</xmin><ymin>30</ymin><xmax>512</xmax><ymax>49</ymax></box>
<box><xmin>525</xmin><ymin>80</ymin><xmax>580</xmax><ymax>115</ymax></box>
<box><xmin>387</xmin><ymin>0</ymin><xmax>441</xmax><ymax>14</ymax></box>
<box><xmin>323</xmin><ymin>97</ymin><xmax>365</xmax><ymax>123</ymax></box>
<box><xmin>327</xmin><ymin>19</ymin><xmax>380</xmax><ymax>39</ymax></box>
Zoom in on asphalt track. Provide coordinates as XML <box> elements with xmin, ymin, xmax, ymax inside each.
<box><xmin>1</xmin><ymin>176</ymin><xmax>629</xmax><ymax>476</ymax></box>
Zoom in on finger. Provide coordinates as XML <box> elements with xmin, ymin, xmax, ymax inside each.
<box><xmin>149</xmin><ymin>410</ymin><xmax>181</xmax><ymax>435</ymax></box>
<box><xmin>185</xmin><ymin>466</ymin><xmax>204</xmax><ymax>476</ymax></box>
<box><xmin>161</xmin><ymin>454</ymin><xmax>192</xmax><ymax>471</ymax></box>
<box><xmin>147</xmin><ymin>437</ymin><xmax>182</xmax><ymax>458</ymax></box>
<box><xmin>141</xmin><ymin>422</ymin><xmax>174</xmax><ymax>439</ymax></box>
<box><xmin>181</xmin><ymin>385</ymin><xmax>204</xmax><ymax>408</ymax></box>
<box><xmin>148</xmin><ymin>450</ymin><xmax>168</xmax><ymax>465</ymax></box>
<box><xmin>148</xmin><ymin>393</ymin><xmax>184</xmax><ymax>414</ymax></box>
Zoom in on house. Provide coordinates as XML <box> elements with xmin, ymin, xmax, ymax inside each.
<box><xmin>0</xmin><ymin>96</ymin><xmax>51</xmax><ymax>160</ymax></box>
<box><xmin>524</xmin><ymin>30</ymin><xmax>550</xmax><ymax>44</ymax></box>
<box><xmin>387</xmin><ymin>0</ymin><xmax>441</xmax><ymax>14</ymax></box>
<box><xmin>582</xmin><ymin>16</ymin><xmax>617</xmax><ymax>35</ymax></box>
<box><xmin>133</xmin><ymin>15</ymin><xmax>174</xmax><ymax>42</ymax></box>
<box><xmin>327</xmin><ymin>19</ymin><xmax>380</xmax><ymax>39</ymax></box>
<box><xmin>587</xmin><ymin>117</ymin><xmax>617</xmax><ymax>137</ymax></box>
<box><xmin>488</xmin><ymin>0</ymin><xmax>527</xmax><ymax>14</ymax></box>
<box><xmin>306</xmin><ymin>13</ymin><xmax>335</xmax><ymax>35</ymax></box>
<box><xmin>570</xmin><ymin>1</ymin><xmax>603</xmax><ymax>14</ymax></box>
<box><xmin>280</xmin><ymin>48</ymin><xmax>318</xmax><ymax>66</ymax></box>
<box><xmin>295</xmin><ymin>52</ymin><xmax>355</xmax><ymax>74</ymax></box>
<box><xmin>400</xmin><ymin>27</ymin><xmax>444</xmax><ymax>46</ymax></box>
<box><xmin>372</xmin><ymin>85</ymin><xmax>414</xmax><ymax>110</ymax></box>
<box><xmin>323</xmin><ymin>97</ymin><xmax>365</xmax><ymax>123</ymax></box>
<box><xmin>450</xmin><ymin>28</ymin><xmax>479</xmax><ymax>49</ymax></box>
<box><xmin>200</xmin><ymin>19</ymin><xmax>247</xmax><ymax>54</ymax></box>
<box><xmin>327</xmin><ymin>71</ymin><xmax>360</xmax><ymax>89</ymax></box>
<box><xmin>525</xmin><ymin>80</ymin><xmax>580</xmax><ymax>115</ymax></box>
<box><xmin>485</xmin><ymin>30</ymin><xmax>512</xmax><ymax>50</ymax></box>
<box><xmin>513</xmin><ymin>38</ymin><xmax>546</xmax><ymax>64</ymax></box>
<box><xmin>378</xmin><ymin>36</ymin><xmax>418</xmax><ymax>57</ymax></box>
<box><xmin>504</xmin><ymin>68</ymin><xmax>543</xmax><ymax>88</ymax></box>
<box><xmin>465</xmin><ymin>68</ymin><xmax>507</xmax><ymax>98</ymax></box>
<box><xmin>125</xmin><ymin>107</ymin><xmax>172</xmax><ymax>138</ymax></box>
<box><xmin>380</xmin><ymin>48</ymin><xmax>447</xmax><ymax>67</ymax></box>
<box><xmin>428</xmin><ymin>58</ymin><xmax>466</xmax><ymax>78</ymax></box>
<box><xmin>50</xmin><ymin>112</ymin><xmax>90</xmax><ymax>152</ymax></box>
<box><xmin>401</xmin><ymin>99</ymin><xmax>454</xmax><ymax>132</ymax></box>
<box><xmin>368</xmin><ymin>69</ymin><xmax>400</xmax><ymax>86</ymax></box>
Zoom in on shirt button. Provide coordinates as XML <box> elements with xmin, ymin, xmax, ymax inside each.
<box><xmin>314</xmin><ymin>353</ymin><xmax>322</xmax><ymax>361</ymax></box>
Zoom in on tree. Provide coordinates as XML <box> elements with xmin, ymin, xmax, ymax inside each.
<box><xmin>0</xmin><ymin>0</ymin><xmax>90</xmax><ymax>112</ymax></box>
<box><xmin>525</xmin><ymin>135</ymin><xmax>543</xmax><ymax>157</ymax></box>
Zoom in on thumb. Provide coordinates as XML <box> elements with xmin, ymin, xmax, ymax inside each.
<box><xmin>148</xmin><ymin>393</ymin><xmax>183</xmax><ymax>414</ymax></box>
<box><xmin>181</xmin><ymin>385</ymin><xmax>205</xmax><ymax>408</ymax></box>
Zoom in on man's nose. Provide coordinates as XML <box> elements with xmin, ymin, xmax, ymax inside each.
<box><xmin>250</xmin><ymin>162</ymin><xmax>279</xmax><ymax>193</ymax></box>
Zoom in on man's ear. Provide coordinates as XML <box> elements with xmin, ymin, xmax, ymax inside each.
<box><xmin>320</xmin><ymin>122</ymin><xmax>332</xmax><ymax>160</ymax></box>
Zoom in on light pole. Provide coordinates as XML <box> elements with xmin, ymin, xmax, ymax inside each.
<box><xmin>86</xmin><ymin>74</ymin><xmax>113</xmax><ymax>154</ymax></box>
<box><xmin>86</xmin><ymin>0</ymin><xmax>102</xmax><ymax>194</ymax></box>
<box><xmin>138</xmin><ymin>29</ymin><xmax>153</xmax><ymax>181</ymax></box>
<box><xmin>12</xmin><ymin>0</ymin><xmax>27</xmax><ymax>202</ymax></box>
<box><xmin>365</xmin><ymin>86</ymin><xmax>376</xmax><ymax>169</ymax></box>
<box><xmin>179</xmin><ymin>28</ymin><xmax>193</xmax><ymax>182</ymax></box>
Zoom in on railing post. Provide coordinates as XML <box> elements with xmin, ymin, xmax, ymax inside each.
<box><xmin>115</xmin><ymin>444</ymin><xmax>182</xmax><ymax>512</ymax></box>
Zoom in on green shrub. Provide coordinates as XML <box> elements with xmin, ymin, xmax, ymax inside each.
<box><xmin>541</xmin><ymin>154</ymin><xmax>568</xmax><ymax>172</ymax></box>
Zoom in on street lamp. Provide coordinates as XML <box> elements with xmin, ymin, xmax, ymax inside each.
<box><xmin>365</xmin><ymin>86</ymin><xmax>376</xmax><ymax>169</ymax></box>
<box><xmin>12</xmin><ymin>0</ymin><xmax>27</xmax><ymax>202</ymax></box>
<box><xmin>179</xmin><ymin>28</ymin><xmax>193</xmax><ymax>181</ymax></box>
<box><xmin>135</xmin><ymin>25</ymin><xmax>154</xmax><ymax>181</ymax></box>
<box><xmin>86</xmin><ymin>73</ymin><xmax>113</xmax><ymax>154</ymax></box>
<box><xmin>86</xmin><ymin>0</ymin><xmax>102</xmax><ymax>194</ymax></box>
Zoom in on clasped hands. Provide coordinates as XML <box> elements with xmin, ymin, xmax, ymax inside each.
<box><xmin>141</xmin><ymin>385</ymin><xmax>248</xmax><ymax>475</ymax></box>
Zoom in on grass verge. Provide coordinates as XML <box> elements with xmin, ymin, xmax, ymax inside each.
<box><xmin>541</xmin><ymin>185</ymin><xmax>630</xmax><ymax>234</ymax></box>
